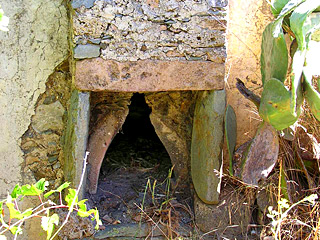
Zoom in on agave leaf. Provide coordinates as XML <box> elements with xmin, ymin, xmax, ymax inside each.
<box><xmin>225</xmin><ymin>105</ymin><xmax>237</xmax><ymax>176</ymax></box>
<box><xmin>290</xmin><ymin>0</ymin><xmax>320</xmax><ymax>50</ymax></box>
<box><xmin>275</xmin><ymin>0</ymin><xmax>305</xmax><ymax>20</ymax></box>
<box><xmin>259</xmin><ymin>78</ymin><xmax>300</xmax><ymax>130</ymax></box>
<box><xmin>269</xmin><ymin>0</ymin><xmax>290</xmax><ymax>16</ymax></box>
<box><xmin>261</xmin><ymin>22</ymin><xmax>288</xmax><ymax>85</ymax></box>
<box><xmin>304</xmin><ymin>12</ymin><xmax>320</xmax><ymax>43</ymax></box>
<box><xmin>290</xmin><ymin>49</ymin><xmax>306</xmax><ymax>116</ymax></box>
<box><xmin>303</xmin><ymin>69</ymin><xmax>320</xmax><ymax>121</ymax></box>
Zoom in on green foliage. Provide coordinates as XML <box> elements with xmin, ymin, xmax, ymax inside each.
<box><xmin>260</xmin><ymin>22</ymin><xmax>288</xmax><ymax>85</ymax></box>
<box><xmin>259</xmin><ymin>0</ymin><xmax>320</xmax><ymax>130</ymax></box>
<box><xmin>0</xmin><ymin>179</ymin><xmax>101</xmax><ymax>240</ymax></box>
<box><xmin>41</xmin><ymin>213</ymin><xmax>59</xmax><ymax>240</ymax></box>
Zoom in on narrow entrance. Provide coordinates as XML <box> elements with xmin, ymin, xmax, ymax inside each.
<box><xmin>87</xmin><ymin>93</ymin><xmax>177</xmax><ymax>226</ymax></box>
<box><xmin>100</xmin><ymin>93</ymin><xmax>172</xmax><ymax>176</ymax></box>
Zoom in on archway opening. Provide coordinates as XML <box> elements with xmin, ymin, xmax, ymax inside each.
<box><xmin>87</xmin><ymin>93</ymin><xmax>177</xmax><ymax>225</ymax></box>
<box><xmin>100</xmin><ymin>93</ymin><xmax>172</xmax><ymax>176</ymax></box>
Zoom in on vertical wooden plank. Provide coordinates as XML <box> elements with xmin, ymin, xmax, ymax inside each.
<box><xmin>191</xmin><ymin>90</ymin><xmax>225</xmax><ymax>204</ymax></box>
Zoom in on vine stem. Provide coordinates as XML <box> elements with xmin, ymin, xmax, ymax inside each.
<box><xmin>49</xmin><ymin>151</ymin><xmax>89</xmax><ymax>240</ymax></box>
<box><xmin>0</xmin><ymin>204</ymin><xmax>66</xmax><ymax>235</ymax></box>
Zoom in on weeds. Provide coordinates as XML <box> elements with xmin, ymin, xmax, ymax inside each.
<box><xmin>267</xmin><ymin>194</ymin><xmax>318</xmax><ymax>240</ymax></box>
<box><xmin>0</xmin><ymin>152</ymin><xmax>101</xmax><ymax>240</ymax></box>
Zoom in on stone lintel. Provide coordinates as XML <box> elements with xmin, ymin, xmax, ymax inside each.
<box><xmin>75</xmin><ymin>58</ymin><xmax>225</xmax><ymax>92</ymax></box>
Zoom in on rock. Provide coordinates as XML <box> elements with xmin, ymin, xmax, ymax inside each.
<box><xmin>235</xmin><ymin>122</ymin><xmax>279</xmax><ymax>186</ymax></box>
<box><xmin>89</xmin><ymin>38</ymin><xmax>101</xmax><ymax>44</ymax></box>
<box><xmin>146</xmin><ymin>91</ymin><xmax>196</xmax><ymax>189</ymax></box>
<box><xmin>74</xmin><ymin>44</ymin><xmax>100</xmax><ymax>59</ymax></box>
<box><xmin>87</xmin><ymin>97</ymin><xmax>130</xmax><ymax>194</ymax></box>
<box><xmin>191</xmin><ymin>90</ymin><xmax>225</xmax><ymax>204</ymax></box>
<box><xmin>194</xmin><ymin>183</ymin><xmax>255</xmax><ymax>238</ymax></box>
<box><xmin>63</xmin><ymin>90</ymin><xmax>90</xmax><ymax>199</ymax></box>
<box><xmin>75</xmin><ymin>58</ymin><xmax>225</xmax><ymax>91</ymax></box>
<box><xmin>71</xmin><ymin>0</ymin><xmax>95</xmax><ymax>9</ymax></box>
<box><xmin>32</xmin><ymin>101</ymin><xmax>65</xmax><ymax>133</ymax></box>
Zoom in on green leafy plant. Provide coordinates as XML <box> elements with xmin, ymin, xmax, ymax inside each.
<box><xmin>267</xmin><ymin>194</ymin><xmax>318</xmax><ymax>240</ymax></box>
<box><xmin>0</xmin><ymin>152</ymin><xmax>101</xmax><ymax>240</ymax></box>
<box><xmin>259</xmin><ymin>0</ymin><xmax>320</xmax><ymax>130</ymax></box>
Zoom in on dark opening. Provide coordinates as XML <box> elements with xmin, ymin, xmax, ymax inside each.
<box><xmin>99</xmin><ymin>93</ymin><xmax>172</xmax><ymax>176</ymax></box>
<box><xmin>86</xmin><ymin>93</ymin><xmax>193</xmax><ymax>234</ymax></box>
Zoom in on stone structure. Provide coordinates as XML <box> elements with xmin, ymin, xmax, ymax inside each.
<box><xmin>72</xmin><ymin>0</ymin><xmax>227</xmax><ymax>62</ymax></box>
<box><xmin>0</xmin><ymin>0</ymin><xmax>273</xmax><ymax>238</ymax></box>
<box><xmin>0</xmin><ymin>0</ymin><xmax>69</xmax><ymax>238</ymax></box>
<box><xmin>0</xmin><ymin>0</ymin><xmax>69</xmax><ymax>196</ymax></box>
<box><xmin>70</xmin><ymin>0</ymin><xmax>227</xmax><ymax>202</ymax></box>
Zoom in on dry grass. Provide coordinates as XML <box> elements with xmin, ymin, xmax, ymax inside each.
<box><xmin>259</xmin><ymin>103</ymin><xmax>320</xmax><ymax>240</ymax></box>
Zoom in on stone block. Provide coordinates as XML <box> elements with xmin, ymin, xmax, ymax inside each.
<box><xmin>72</xmin><ymin>0</ymin><xmax>95</xmax><ymax>9</ymax></box>
<box><xmin>194</xmin><ymin>184</ymin><xmax>254</xmax><ymax>238</ymax></box>
<box><xmin>75</xmin><ymin>58</ymin><xmax>225</xmax><ymax>91</ymax></box>
<box><xmin>32</xmin><ymin>101</ymin><xmax>65</xmax><ymax>133</ymax></box>
<box><xmin>74</xmin><ymin>44</ymin><xmax>100</xmax><ymax>59</ymax></box>
<box><xmin>191</xmin><ymin>90</ymin><xmax>225</xmax><ymax>204</ymax></box>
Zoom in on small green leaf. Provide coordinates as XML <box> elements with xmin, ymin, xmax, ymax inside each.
<box><xmin>290</xmin><ymin>0</ymin><xmax>320</xmax><ymax>50</ymax></box>
<box><xmin>87</xmin><ymin>209</ymin><xmax>102</xmax><ymax>230</ymax></box>
<box><xmin>225</xmin><ymin>105</ymin><xmax>237</xmax><ymax>176</ymax></box>
<box><xmin>34</xmin><ymin>178</ymin><xmax>49</xmax><ymax>193</ymax></box>
<box><xmin>21</xmin><ymin>208</ymin><xmax>33</xmax><ymax>217</ymax></box>
<box><xmin>9</xmin><ymin>226</ymin><xmax>22</xmax><ymax>235</ymax></box>
<box><xmin>41</xmin><ymin>214</ymin><xmax>59</xmax><ymax>240</ymax></box>
<box><xmin>65</xmin><ymin>189</ymin><xmax>78</xmax><ymax>210</ymax></box>
<box><xmin>261</xmin><ymin>22</ymin><xmax>288</xmax><ymax>85</ymax></box>
<box><xmin>11</xmin><ymin>184</ymin><xmax>22</xmax><ymax>199</ymax></box>
<box><xmin>259</xmin><ymin>78</ymin><xmax>300</xmax><ymax>130</ymax></box>
<box><xmin>56</xmin><ymin>182</ymin><xmax>70</xmax><ymax>192</ymax></box>
<box><xmin>77</xmin><ymin>209</ymin><xmax>91</xmax><ymax>218</ymax></box>
<box><xmin>21</xmin><ymin>184</ymin><xmax>42</xmax><ymax>196</ymax></box>
<box><xmin>44</xmin><ymin>190</ymin><xmax>55</xmax><ymax>199</ymax></box>
<box><xmin>0</xmin><ymin>200</ymin><xmax>4</xmax><ymax>215</ymax></box>
<box><xmin>77</xmin><ymin>199</ymin><xmax>88</xmax><ymax>212</ymax></box>
<box><xmin>44</xmin><ymin>182</ymin><xmax>71</xmax><ymax>198</ymax></box>
<box><xmin>6</xmin><ymin>202</ymin><xmax>23</xmax><ymax>220</ymax></box>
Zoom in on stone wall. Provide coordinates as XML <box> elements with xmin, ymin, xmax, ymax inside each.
<box><xmin>21</xmin><ymin>61</ymin><xmax>71</xmax><ymax>189</ymax></box>
<box><xmin>70</xmin><ymin>0</ymin><xmax>228</xmax><ymax>197</ymax></box>
<box><xmin>0</xmin><ymin>0</ymin><xmax>69</xmax><ymax>197</ymax></box>
<box><xmin>72</xmin><ymin>0</ymin><xmax>227</xmax><ymax>62</ymax></box>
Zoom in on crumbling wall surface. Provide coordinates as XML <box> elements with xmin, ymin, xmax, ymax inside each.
<box><xmin>226</xmin><ymin>0</ymin><xmax>272</xmax><ymax>146</ymax></box>
<box><xmin>72</xmin><ymin>0</ymin><xmax>227</xmax><ymax>62</ymax></box>
<box><xmin>0</xmin><ymin>0</ymin><xmax>69</xmax><ymax>197</ymax></box>
<box><xmin>21</xmin><ymin>63</ymin><xmax>71</xmax><ymax>189</ymax></box>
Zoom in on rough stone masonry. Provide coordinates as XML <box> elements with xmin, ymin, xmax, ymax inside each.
<box><xmin>72</xmin><ymin>0</ymin><xmax>227</xmax><ymax>62</ymax></box>
<box><xmin>71</xmin><ymin>0</ymin><xmax>228</xmax><ymax>200</ymax></box>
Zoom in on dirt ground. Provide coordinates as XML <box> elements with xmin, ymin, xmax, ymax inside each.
<box><xmin>85</xmin><ymin>122</ymin><xmax>198</xmax><ymax>239</ymax></box>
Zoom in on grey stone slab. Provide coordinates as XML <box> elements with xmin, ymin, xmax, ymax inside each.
<box><xmin>72</xmin><ymin>0</ymin><xmax>95</xmax><ymax>9</ymax></box>
<box><xmin>191</xmin><ymin>90</ymin><xmax>225</xmax><ymax>204</ymax></box>
<box><xmin>74</xmin><ymin>44</ymin><xmax>100</xmax><ymax>59</ymax></box>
